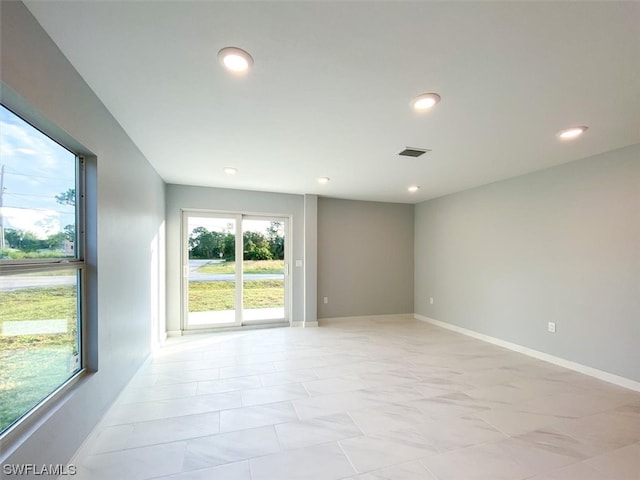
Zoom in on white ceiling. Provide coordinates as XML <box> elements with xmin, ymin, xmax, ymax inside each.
<box><xmin>24</xmin><ymin>1</ymin><xmax>640</xmax><ymax>204</ymax></box>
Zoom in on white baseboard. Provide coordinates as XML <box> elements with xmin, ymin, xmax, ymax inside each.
<box><xmin>319</xmin><ymin>313</ymin><xmax>414</xmax><ymax>325</ymax></box>
<box><xmin>414</xmin><ymin>314</ymin><xmax>640</xmax><ymax>393</ymax></box>
<box><xmin>303</xmin><ymin>321</ymin><xmax>318</xmax><ymax>328</ymax></box>
<box><xmin>166</xmin><ymin>330</ymin><xmax>182</xmax><ymax>337</ymax></box>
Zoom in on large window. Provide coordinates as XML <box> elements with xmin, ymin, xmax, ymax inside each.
<box><xmin>0</xmin><ymin>105</ymin><xmax>85</xmax><ymax>435</ymax></box>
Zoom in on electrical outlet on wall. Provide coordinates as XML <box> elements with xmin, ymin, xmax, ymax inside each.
<box><xmin>548</xmin><ymin>322</ymin><xmax>556</xmax><ymax>333</ymax></box>
<box><xmin>429</xmin><ymin>297</ymin><xmax>434</xmax><ymax>305</ymax></box>
<box><xmin>323</xmin><ymin>297</ymin><xmax>328</xmax><ymax>304</ymax></box>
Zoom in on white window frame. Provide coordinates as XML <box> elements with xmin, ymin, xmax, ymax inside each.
<box><xmin>0</xmin><ymin>104</ymin><xmax>88</xmax><ymax>441</ymax></box>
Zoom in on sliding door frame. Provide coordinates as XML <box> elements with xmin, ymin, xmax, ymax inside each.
<box><xmin>181</xmin><ymin>209</ymin><xmax>291</xmax><ymax>332</ymax></box>
<box><xmin>241</xmin><ymin>214</ymin><xmax>290</xmax><ymax>326</ymax></box>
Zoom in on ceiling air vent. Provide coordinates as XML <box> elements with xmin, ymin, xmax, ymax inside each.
<box><xmin>398</xmin><ymin>147</ymin><xmax>430</xmax><ymax>157</ymax></box>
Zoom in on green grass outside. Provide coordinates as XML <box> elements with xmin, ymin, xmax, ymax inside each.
<box><xmin>196</xmin><ymin>259</ymin><xmax>285</xmax><ymax>275</ymax></box>
<box><xmin>0</xmin><ymin>285</ymin><xmax>78</xmax><ymax>432</ymax></box>
<box><xmin>189</xmin><ymin>279</ymin><xmax>285</xmax><ymax>312</ymax></box>
<box><xmin>0</xmin><ymin>346</ymin><xmax>74</xmax><ymax>432</ymax></box>
<box><xmin>0</xmin><ymin>286</ymin><xmax>77</xmax><ymax>349</ymax></box>
<box><xmin>0</xmin><ymin>249</ymin><xmax>70</xmax><ymax>260</ymax></box>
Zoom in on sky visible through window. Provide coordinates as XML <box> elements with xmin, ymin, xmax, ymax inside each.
<box><xmin>0</xmin><ymin>105</ymin><xmax>76</xmax><ymax>240</ymax></box>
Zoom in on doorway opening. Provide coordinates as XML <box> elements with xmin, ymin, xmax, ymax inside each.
<box><xmin>182</xmin><ymin>212</ymin><xmax>289</xmax><ymax>330</ymax></box>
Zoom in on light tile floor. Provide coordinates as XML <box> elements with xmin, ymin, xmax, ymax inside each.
<box><xmin>67</xmin><ymin>318</ymin><xmax>640</xmax><ymax>480</ymax></box>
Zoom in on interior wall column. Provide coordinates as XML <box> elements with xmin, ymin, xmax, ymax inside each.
<box><xmin>304</xmin><ymin>194</ymin><xmax>318</xmax><ymax>327</ymax></box>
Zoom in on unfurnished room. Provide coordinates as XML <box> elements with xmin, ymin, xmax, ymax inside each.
<box><xmin>0</xmin><ymin>1</ymin><xmax>639</xmax><ymax>479</ymax></box>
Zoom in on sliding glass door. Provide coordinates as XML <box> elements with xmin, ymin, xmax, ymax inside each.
<box><xmin>185</xmin><ymin>214</ymin><xmax>240</xmax><ymax>328</ymax></box>
<box><xmin>242</xmin><ymin>217</ymin><xmax>286</xmax><ymax>324</ymax></box>
<box><xmin>183</xmin><ymin>212</ymin><xmax>288</xmax><ymax>329</ymax></box>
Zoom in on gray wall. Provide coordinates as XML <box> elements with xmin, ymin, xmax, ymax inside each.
<box><xmin>165</xmin><ymin>184</ymin><xmax>306</xmax><ymax>330</ymax></box>
<box><xmin>318</xmin><ymin>198</ymin><xmax>414</xmax><ymax>318</ymax></box>
<box><xmin>1</xmin><ymin>1</ymin><xmax>166</xmax><ymax>472</ymax></box>
<box><xmin>415</xmin><ymin>144</ymin><xmax>640</xmax><ymax>382</ymax></box>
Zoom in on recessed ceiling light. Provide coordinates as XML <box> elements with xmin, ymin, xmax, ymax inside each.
<box><xmin>317</xmin><ymin>177</ymin><xmax>330</xmax><ymax>184</ymax></box>
<box><xmin>411</xmin><ymin>93</ymin><xmax>441</xmax><ymax>111</ymax></box>
<box><xmin>408</xmin><ymin>185</ymin><xmax>420</xmax><ymax>193</ymax></box>
<box><xmin>223</xmin><ymin>167</ymin><xmax>237</xmax><ymax>175</ymax></box>
<box><xmin>557</xmin><ymin>126</ymin><xmax>588</xmax><ymax>140</ymax></box>
<box><xmin>218</xmin><ymin>47</ymin><xmax>253</xmax><ymax>74</ymax></box>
